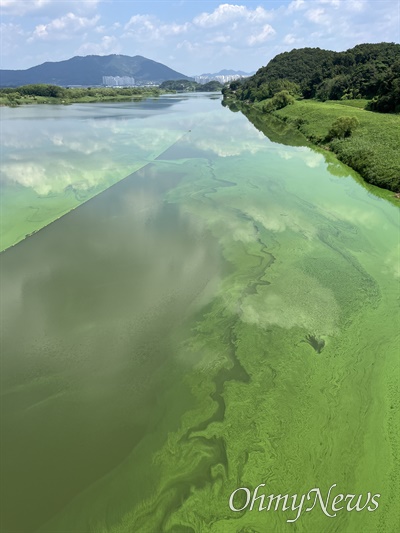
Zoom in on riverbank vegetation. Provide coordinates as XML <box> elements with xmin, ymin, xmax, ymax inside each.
<box><xmin>0</xmin><ymin>84</ymin><xmax>163</xmax><ymax>106</ymax></box>
<box><xmin>223</xmin><ymin>42</ymin><xmax>400</xmax><ymax>112</ymax></box>
<box><xmin>222</xmin><ymin>42</ymin><xmax>400</xmax><ymax>192</ymax></box>
<box><xmin>227</xmin><ymin>98</ymin><xmax>400</xmax><ymax>192</ymax></box>
<box><xmin>277</xmin><ymin>100</ymin><xmax>400</xmax><ymax>191</ymax></box>
<box><xmin>159</xmin><ymin>79</ymin><xmax>223</xmax><ymax>92</ymax></box>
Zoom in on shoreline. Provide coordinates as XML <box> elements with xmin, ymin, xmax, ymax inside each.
<box><xmin>0</xmin><ymin>93</ymin><xmax>163</xmax><ymax>107</ymax></box>
<box><xmin>222</xmin><ymin>97</ymin><xmax>400</xmax><ymax>195</ymax></box>
<box><xmin>0</xmin><ymin>85</ymin><xmax>166</xmax><ymax>107</ymax></box>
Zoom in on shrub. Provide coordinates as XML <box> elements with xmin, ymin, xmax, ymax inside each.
<box><xmin>262</xmin><ymin>90</ymin><xmax>295</xmax><ymax>113</ymax></box>
<box><xmin>262</xmin><ymin>100</ymin><xmax>276</xmax><ymax>113</ymax></box>
<box><xmin>273</xmin><ymin>90</ymin><xmax>295</xmax><ymax>109</ymax></box>
<box><xmin>328</xmin><ymin>116</ymin><xmax>359</xmax><ymax>139</ymax></box>
<box><xmin>18</xmin><ymin>84</ymin><xmax>67</xmax><ymax>98</ymax></box>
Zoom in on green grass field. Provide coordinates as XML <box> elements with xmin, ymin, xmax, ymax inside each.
<box><xmin>250</xmin><ymin>99</ymin><xmax>400</xmax><ymax>192</ymax></box>
<box><xmin>326</xmin><ymin>99</ymin><xmax>370</xmax><ymax>109</ymax></box>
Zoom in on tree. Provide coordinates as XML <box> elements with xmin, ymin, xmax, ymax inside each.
<box><xmin>226</xmin><ymin>42</ymin><xmax>400</xmax><ymax>111</ymax></box>
<box><xmin>328</xmin><ymin>116</ymin><xmax>359</xmax><ymax>139</ymax></box>
<box><xmin>261</xmin><ymin>90</ymin><xmax>295</xmax><ymax>113</ymax></box>
<box><xmin>366</xmin><ymin>60</ymin><xmax>400</xmax><ymax>113</ymax></box>
<box><xmin>196</xmin><ymin>81</ymin><xmax>223</xmax><ymax>92</ymax></box>
<box><xmin>272</xmin><ymin>90</ymin><xmax>295</xmax><ymax>109</ymax></box>
<box><xmin>268</xmin><ymin>79</ymin><xmax>301</xmax><ymax>97</ymax></box>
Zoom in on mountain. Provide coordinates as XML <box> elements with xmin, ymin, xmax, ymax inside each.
<box><xmin>227</xmin><ymin>42</ymin><xmax>400</xmax><ymax>112</ymax></box>
<box><xmin>198</xmin><ymin>69</ymin><xmax>254</xmax><ymax>77</ymax></box>
<box><xmin>0</xmin><ymin>55</ymin><xmax>192</xmax><ymax>87</ymax></box>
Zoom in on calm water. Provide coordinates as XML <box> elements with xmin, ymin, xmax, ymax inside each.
<box><xmin>1</xmin><ymin>95</ymin><xmax>399</xmax><ymax>532</ymax></box>
<box><xmin>0</xmin><ymin>96</ymin><xmax>203</xmax><ymax>251</ymax></box>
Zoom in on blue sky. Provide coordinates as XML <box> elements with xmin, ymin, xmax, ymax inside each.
<box><xmin>1</xmin><ymin>1</ymin><xmax>399</xmax><ymax>75</ymax></box>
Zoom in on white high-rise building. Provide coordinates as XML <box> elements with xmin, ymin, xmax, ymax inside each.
<box><xmin>102</xmin><ymin>76</ymin><xmax>136</xmax><ymax>87</ymax></box>
<box><xmin>194</xmin><ymin>74</ymin><xmax>248</xmax><ymax>85</ymax></box>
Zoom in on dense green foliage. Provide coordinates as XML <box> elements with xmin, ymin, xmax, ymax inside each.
<box><xmin>223</xmin><ymin>43</ymin><xmax>400</xmax><ymax>113</ymax></box>
<box><xmin>366</xmin><ymin>59</ymin><xmax>400</xmax><ymax>113</ymax></box>
<box><xmin>199</xmin><ymin>80</ymin><xmax>224</xmax><ymax>91</ymax></box>
<box><xmin>261</xmin><ymin>89</ymin><xmax>295</xmax><ymax>112</ymax></box>
<box><xmin>159</xmin><ymin>79</ymin><xmax>223</xmax><ymax>92</ymax></box>
<box><xmin>159</xmin><ymin>79</ymin><xmax>198</xmax><ymax>91</ymax></box>
<box><xmin>328</xmin><ymin>116</ymin><xmax>360</xmax><ymax>139</ymax></box>
<box><xmin>0</xmin><ymin>84</ymin><xmax>162</xmax><ymax>106</ymax></box>
<box><xmin>222</xmin><ymin>77</ymin><xmax>300</xmax><ymax>102</ymax></box>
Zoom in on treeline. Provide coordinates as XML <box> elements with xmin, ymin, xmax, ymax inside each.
<box><xmin>0</xmin><ymin>80</ymin><xmax>223</xmax><ymax>106</ymax></box>
<box><xmin>159</xmin><ymin>79</ymin><xmax>223</xmax><ymax>92</ymax></box>
<box><xmin>0</xmin><ymin>84</ymin><xmax>162</xmax><ymax>104</ymax></box>
<box><xmin>223</xmin><ymin>43</ymin><xmax>400</xmax><ymax>113</ymax></box>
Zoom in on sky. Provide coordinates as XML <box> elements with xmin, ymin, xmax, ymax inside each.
<box><xmin>1</xmin><ymin>0</ymin><xmax>399</xmax><ymax>75</ymax></box>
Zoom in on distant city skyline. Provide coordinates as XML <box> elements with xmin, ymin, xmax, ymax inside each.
<box><xmin>102</xmin><ymin>75</ymin><xmax>135</xmax><ymax>86</ymax></box>
<box><xmin>195</xmin><ymin>74</ymin><xmax>251</xmax><ymax>84</ymax></box>
<box><xmin>1</xmin><ymin>1</ymin><xmax>399</xmax><ymax>75</ymax></box>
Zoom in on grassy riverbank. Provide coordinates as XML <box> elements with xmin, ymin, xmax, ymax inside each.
<box><xmin>232</xmin><ymin>98</ymin><xmax>400</xmax><ymax>193</ymax></box>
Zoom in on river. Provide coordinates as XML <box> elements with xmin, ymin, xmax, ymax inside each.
<box><xmin>0</xmin><ymin>94</ymin><xmax>398</xmax><ymax>532</ymax></box>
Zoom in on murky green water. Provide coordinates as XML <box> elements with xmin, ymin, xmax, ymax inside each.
<box><xmin>0</xmin><ymin>97</ymin><xmax>196</xmax><ymax>251</ymax></box>
<box><xmin>1</xmin><ymin>95</ymin><xmax>399</xmax><ymax>532</ymax></box>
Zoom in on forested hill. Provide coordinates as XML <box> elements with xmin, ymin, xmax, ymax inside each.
<box><xmin>0</xmin><ymin>55</ymin><xmax>191</xmax><ymax>87</ymax></box>
<box><xmin>226</xmin><ymin>42</ymin><xmax>400</xmax><ymax>112</ymax></box>
<box><xmin>159</xmin><ymin>79</ymin><xmax>223</xmax><ymax>91</ymax></box>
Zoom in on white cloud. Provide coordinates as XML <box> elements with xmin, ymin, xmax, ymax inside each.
<box><xmin>124</xmin><ymin>14</ymin><xmax>189</xmax><ymax>41</ymax></box>
<box><xmin>123</xmin><ymin>6</ymin><xmax>275</xmax><ymax>52</ymax></box>
<box><xmin>161</xmin><ymin>22</ymin><xmax>190</xmax><ymax>36</ymax></box>
<box><xmin>29</xmin><ymin>12</ymin><xmax>100</xmax><ymax>42</ymax></box>
<box><xmin>247</xmin><ymin>24</ymin><xmax>276</xmax><ymax>45</ymax></box>
<box><xmin>0</xmin><ymin>0</ymin><xmax>51</xmax><ymax>14</ymax></box>
<box><xmin>283</xmin><ymin>33</ymin><xmax>296</xmax><ymax>44</ymax></box>
<box><xmin>287</xmin><ymin>0</ymin><xmax>306</xmax><ymax>12</ymax></box>
<box><xmin>0</xmin><ymin>0</ymin><xmax>396</xmax><ymax>74</ymax></box>
<box><xmin>306</xmin><ymin>7</ymin><xmax>329</xmax><ymax>24</ymax></box>
<box><xmin>176</xmin><ymin>40</ymin><xmax>200</xmax><ymax>53</ymax></box>
<box><xmin>208</xmin><ymin>35</ymin><xmax>231</xmax><ymax>44</ymax></box>
<box><xmin>124</xmin><ymin>14</ymin><xmax>154</xmax><ymax>31</ymax></box>
<box><xmin>193</xmin><ymin>4</ymin><xmax>272</xmax><ymax>28</ymax></box>
<box><xmin>318</xmin><ymin>0</ymin><xmax>341</xmax><ymax>6</ymax></box>
<box><xmin>344</xmin><ymin>0</ymin><xmax>366</xmax><ymax>11</ymax></box>
<box><xmin>75</xmin><ymin>35</ymin><xmax>121</xmax><ymax>56</ymax></box>
<box><xmin>0</xmin><ymin>0</ymin><xmax>99</xmax><ymax>16</ymax></box>
<box><xmin>248</xmin><ymin>6</ymin><xmax>274</xmax><ymax>22</ymax></box>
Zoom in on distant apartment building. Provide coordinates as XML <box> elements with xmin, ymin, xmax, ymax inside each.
<box><xmin>102</xmin><ymin>76</ymin><xmax>136</xmax><ymax>87</ymax></box>
<box><xmin>194</xmin><ymin>74</ymin><xmax>248</xmax><ymax>85</ymax></box>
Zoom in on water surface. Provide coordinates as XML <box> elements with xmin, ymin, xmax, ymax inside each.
<box><xmin>1</xmin><ymin>95</ymin><xmax>398</xmax><ymax>533</ymax></box>
<box><xmin>0</xmin><ymin>96</ymin><xmax>200</xmax><ymax>251</ymax></box>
